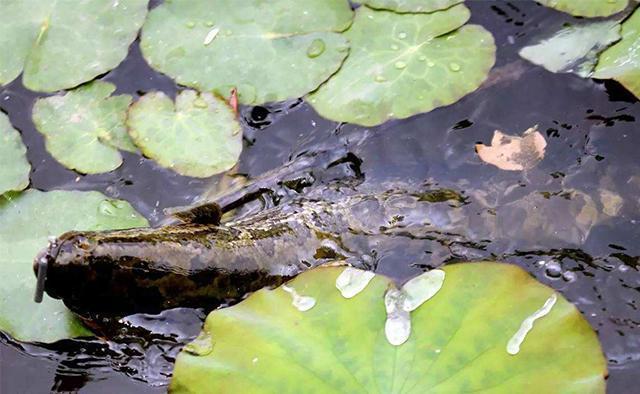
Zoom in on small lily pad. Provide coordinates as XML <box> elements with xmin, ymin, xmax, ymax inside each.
<box><xmin>171</xmin><ymin>263</ymin><xmax>606</xmax><ymax>393</ymax></box>
<box><xmin>359</xmin><ymin>0</ymin><xmax>463</xmax><ymax>13</ymax></box>
<box><xmin>32</xmin><ymin>81</ymin><xmax>135</xmax><ymax>174</ymax></box>
<box><xmin>0</xmin><ymin>190</ymin><xmax>148</xmax><ymax>343</ymax></box>
<box><xmin>593</xmin><ymin>8</ymin><xmax>640</xmax><ymax>99</ymax></box>
<box><xmin>308</xmin><ymin>5</ymin><xmax>496</xmax><ymax>126</ymax></box>
<box><xmin>536</xmin><ymin>0</ymin><xmax>628</xmax><ymax>18</ymax></box>
<box><xmin>0</xmin><ymin>113</ymin><xmax>30</xmax><ymax>194</ymax></box>
<box><xmin>140</xmin><ymin>0</ymin><xmax>353</xmax><ymax>104</ymax></box>
<box><xmin>127</xmin><ymin>90</ymin><xmax>243</xmax><ymax>178</ymax></box>
<box><xmin>519</xmin><ymin>20</ymin><xmax>622</xmax><ymax>77</ymax></box>
<box><xmin>0</xmin><ymin>0</ymin><xmax>148</xmax><ymax>92</ymax></box>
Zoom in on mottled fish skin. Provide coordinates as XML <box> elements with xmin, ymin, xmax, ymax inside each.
<box><xmin>36</xmin><ymin>188</ymin><xmax>470</xmax><ymax>315</ymax></box>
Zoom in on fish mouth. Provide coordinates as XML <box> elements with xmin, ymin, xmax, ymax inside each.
<box><xmin>33</xmin><ymin>238</ymin><xmax>61</xmax><ymax>303</ymax></box>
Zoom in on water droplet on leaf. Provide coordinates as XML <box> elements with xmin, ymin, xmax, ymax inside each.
<box><xmin>394</xmin><ymin>61</ymin><xmax>407</xmax><ymax>70</ymax></box>
<box><xmin>449</xmin><ymin>62</ymin><xmax>461</xmax><ymax>72</ymax></box>
<box><xmin>306</xmin><ymin>39</ymin><xmax>326</xmax><ymax>58</ymax></box>
<box><xmin>336</xmin><ymin>267</ymin><xmax>375</xmax><ymax>298</ymax></box>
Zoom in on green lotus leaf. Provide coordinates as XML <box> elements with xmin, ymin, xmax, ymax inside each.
<box><xmin>0</xmin><ymin>0</ymin><xmax>148</xmax><ymax>92</ymax></box>
<box><xmin>127</xmin><ymin>90</ymin><xmax>242</xmax><ymax>178</ymax></box>
<box><xmin>519</xmin><ymin>20</ymin><xmax>621</xmax><ymax>78</ymax></box>
<box><xmin>32</xmin><ymin>81</ymin><xmax>136</xmax><ymax>174</ymax></box>
<box><xmin>308</xmin><ymin>5</ymin><xmax>496</xmax><ymax>127</ymax></box>
<box><xmin>140</xmin><ymin>0</ymin><xmax>353</xmax><ymax>105</ymax></box>
<box><xmin>359</xmin><ymin>0</ymin><xmax>464</xmax><ymax>14</ymax></box>
<box><xmin>593</xmin><ymin>8</ymin><xmax>640</xmax><ymax>99</ymax></box>
<box><xmin>536</xmin><ymin>0</ymin><xmax>627</xmax><ymax>18</ymax></box>
<box><xmin>0</xmin><ymin>113</ymin><xmax>30</xmax><ymax>194</ymax></box>
<box><xmin>0</xmin><ymin>189</ymin><xmax>148</xmax><ymax>343</ymax></box>
<box><xmin>171</xmin><ymin>263</ymin><xmax>606</xmax><ymax>393</ymax></box>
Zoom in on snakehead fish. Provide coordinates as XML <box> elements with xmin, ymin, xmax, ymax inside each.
<box><xmin>33</xmin><ymin>184</ymin><xmax>470</xmax><ymax>315</ymax></box>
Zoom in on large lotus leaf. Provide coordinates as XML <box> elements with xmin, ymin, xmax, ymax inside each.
<box><xmin>0</xmin><ymin>190</ymin><xmax>148</xmax><ymax>342</ymax></box>
<box><xmin>140</xmin><ymin>0</ymin><xmax>353</xmax><ymax>105</ymax></box>
<box><xmin>0</xmin><ymin>0</ymin><xmax>148</xmax><ymax>92</ymax></box>
<box><xmin>32</xmin><ymin>81</ymin><xmax>136</xmax><ymax>174</ymax></box>
<box><xmin>593</xmin><ymin>9</ymin><xmax>640</xmax><ymax>99</ymax></box>
<box><xmin>536</xmin><ymin>0</ymin><xmax>628</xmax><ymax>18</ymax></box>
<box><xmin>127</xmin><ymin>90</ymin><xmax>242</xmax><ymax>178</ymax></box>
<box><xmin>171</xmin><ymin>263</ymin><xmax>606</xmax><ymax>393</ymax></box>
<box><xmin>308</xmin><ymin>5</ymin><xmax>496</xmax><ymax>126</ymax></box>
<box><xmin>0</xmin><ymin>113</ymin><xmax>30</xmax><ymax>194</ymax></box>
<box><xmin>359</xmin><ymin>0</ymin><xmax>463</xmax><ymax>13</ymax></box>
<box><xmin>519</xmin><ymin>20</ymin><xmax>622</xmax><ymax>78</ymax></box>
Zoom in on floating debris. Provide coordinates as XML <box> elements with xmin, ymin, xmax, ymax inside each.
<box><xmin>204</xmin><ymin>27</ymin><xmax>220</xmax><ymax>46</ymax></box>
<box><xmin>384</xmin><ymin>288</ymin><xmax>411</xmax><ymax>346</ymax></box>
<box><xmin>402</xmin><ymin>269</ymin><xmax>445</xmax><ymax>312</ymax></box>
<box><xmin>507</xmin><ymin>294</ymin><xmax>558</xmax><ymax>355</ymax></box>
<box><xmin>335</xmin><ymin>267</ymin><xmax>376</xmax><ymax>298</ymax></box>
<box><xmin>476</xmin><ymin>126</ymin><xmax>547</xmax><ymax>171</ymax></box>
<box><xmin>282</xmin><ymin>285</ymin><xmax>316</xmax><ymax>312</ymax></box>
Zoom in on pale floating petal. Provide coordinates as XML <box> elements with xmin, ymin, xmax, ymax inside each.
<box><xmin>335</xmin><ymin>267</ymin><xmax>376</xmax><ymax>298</ymax></box>
<box><xmin>476</xmin><ymin>126</ymin><xmax>547</xmax><ymax>171</ymax></box>
<box><xmin>507</xmin><ymin>294</ymin><xmax>558</xmax><ymax>355</ymax></box>
<box><xmin>401</xmin><ymin>269</ymin><xmax>445</xmax><ymax>312</ymax></box>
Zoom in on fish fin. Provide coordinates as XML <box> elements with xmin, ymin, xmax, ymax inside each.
<box><xmin>165</xmin><ymin>202</ymin><xmax>223</xmax><ymax>225</ymax></box>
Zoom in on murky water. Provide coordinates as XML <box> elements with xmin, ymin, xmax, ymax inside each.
<box><xmin>1</xmin><ymin>1</ymin><xmax>639</xmax><ymax>392</ymax></box>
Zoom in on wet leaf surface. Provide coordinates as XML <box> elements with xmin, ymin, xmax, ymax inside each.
<box><xmin>308</xmin><ymin>5</ymin><xmax>495</xmax><ymax>126</ymax></box>
<box><xmin>536</xmin><ymin>0</ymin><xmax>628</xmax><ymax>17</ymax></box>
<box><xmin>32</xmin><ymin>81</ymin><xmax>135</xmax><ymax>174</ymax></box>
<box><xmin>127</xmin><ymin>90</ymin><xmax>242</xmax><ymax>178</ymax></box>
<box><xmin>0</xmin><ymin>190</ymin><xmax>148</xmax><ymax>343</ymax></box>
<box><xmin>359</xmin><ymin>0</ymin><xmax>463</xmax><ymax>13</ymax></box>
<box><xmin>0</xmin><ymin>113</ymin><xmax>30</xmax><ymax>194</ymax></box>
<box><xmin>172</xmin><ymin>263</ymin><xmax>606</xmax><ymax>393</ymax></box>
<box><xmin>475</xmin><ymin>127</ymin><xmax>547</xmax><ymax>171</ymax></box>
<box><xmin>519</xmin><ymin>20</ymin><xmax>622</xmax><ymax>77</ymax></box>
<box><xmin>593</xmin><ymin>8</ymin><xmax>640</xmax><ymax>99</ymax></box>
<box><xmin>140</xmin><ymin>0</ymin><xmax>353</xmax><ymax>104</ymax></box>
<box><xmin>0</xmin><ymin>0</ymin><xmax>148</xmax><ymax>92</ymax></box>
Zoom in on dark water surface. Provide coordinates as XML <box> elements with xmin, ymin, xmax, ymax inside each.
<box><xmin>1</xmin><ymin>1</ymin><xmax>639</xmax><ymax>392</ymax></box>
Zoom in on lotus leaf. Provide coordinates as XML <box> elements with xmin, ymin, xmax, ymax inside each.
<box><xmin>0</xmin><ymin>113</ymin><xmax>30</xmax><ymax>194</ymax></box>
<box><xmin>127</xmin><ymin>90</ymin><xmax>242</xmax><ymax>178</ymax></box>
<box><xmin>32</xmin><ymin>81</ymin><xmax>136</xmax><ymax>174</ymax></box>
<box><xmin>536</xmin><ymin>0</ymin><xmax>628</xmax><ymax>18</ymax></box>
<box><xmin>0</xmin><ymin>190</ymin><xmax>148</xmax><ymax>342</ymax></box>
<box><xmin>519</xmin><ymin>20</ymin><xmax>622</xmax><ymax>77</ymax></box>
<box><xmin>0</xmin><ymin>0</ymin><xmax>148</xmax><ymax>92</ymax></box>
<box><xmin>359</xmin><ymin>0</ymin><xmax>463</xmax><ymax>14</ymax></box>
<box><xmin>140</xmin><ymin>0</ymin><xmax>353</xmax><ymax>105</ymax></box>
<box><xmin>308</xmin><ymin>5</ymin><xmax>495</xmax><ymax>126</ymax></box>
<box><xmin>171</xmin><ymin>263</ymin><xmax>606</xmax><ymax>393</ymax></box>
<box><xmin>593</xmin><ymin>9</ymin><xmax>640</xmax><ymax>99</ymax></box>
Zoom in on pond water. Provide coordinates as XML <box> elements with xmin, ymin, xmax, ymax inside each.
<box><xmin>1</xmin><ymin>1</ymin><xmax>639</xmax><ymax>392</ymax></box>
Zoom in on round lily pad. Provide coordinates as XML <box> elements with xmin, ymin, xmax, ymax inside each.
<box><xmin>171</xmin><ymin>263</ymin><xmax>606</xmax><ymax>393</ymax></box>
<box><xmin>536</xmin><ymin>0</ymin><xmax>628</xmax><ymax>18</ymax></box>
<box><xmin>0</xmin><ymin>189</ymin><xmax>148</xmax><ymax>343</ymax></box>
<box><xmin>140</xmin><ymin>0</ymin><xmax>353</xmax><ymax>104</ymax></box>
<box><xmin>308</xmin><ymin>5</ymin><xmax>496</xmax><ymax>126</ymax></box>
<box><xmin>32</xmin><ymin>81</ymin><xmax>136</xmax><ymax>174</ymax></box>
<box><xmin>0</xmin><ymin>113</ymin><xmax>30</xmax><ymax>194</ymax></box>
<box><xmin>127</xmin><ymin>90</ymin><xmax>243</xmax><ymax>178</ymax></box>
<box><xmin>359</xmin><ymin>0</ymin><xmax>463</xmax><ymax>13</ymax></box>
<box><xmin>593</xmin><ymin>9</ymin><xmax>640</xmax><ymax>99</ymax></box>
<box><xmin>0</xmin><ymin>0</ymin><xmax>148</xmax><ymax>92</ymax></box>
